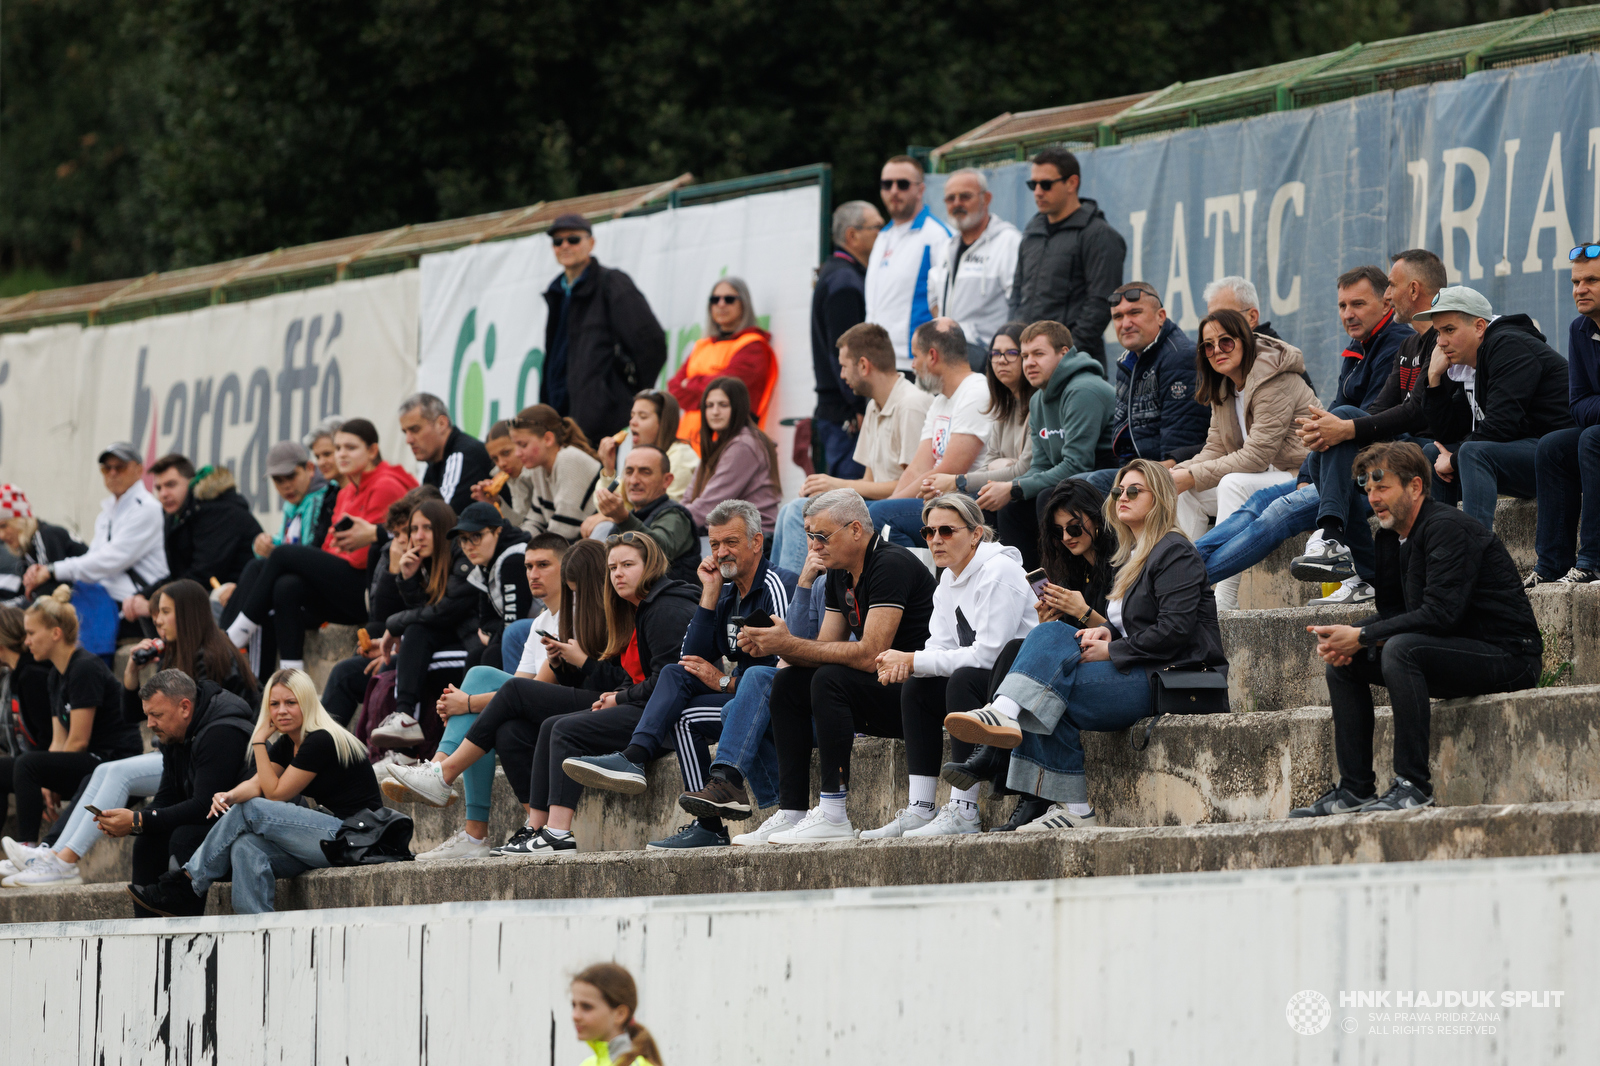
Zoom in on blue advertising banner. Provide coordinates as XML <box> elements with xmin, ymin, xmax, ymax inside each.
<box><xmin>931</xmin><ymin>52</ymin><xmax>1600</xmax><ymax>392</ymax></box>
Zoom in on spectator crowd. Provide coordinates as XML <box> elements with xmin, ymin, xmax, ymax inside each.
<box><xmin>1</xmin><ymin>164</ymin><xmax>1597</xmax><ymax>916</ymax></box>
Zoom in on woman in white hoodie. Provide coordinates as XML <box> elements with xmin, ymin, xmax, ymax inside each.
<box><xmin>866</xmin><ymin>493</ymin><xmax>1037</xmax><ymax>838</ymax></box>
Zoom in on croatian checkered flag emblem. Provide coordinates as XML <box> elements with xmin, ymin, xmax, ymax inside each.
<box><xmin>1285</xmin><ymin>990</ymin><xmax>1332</xmax><ymax>1035</ymax></box>
<box><xmin>0</xmin><ymin>484</ymin><xmax>30</xmax><ymax>520</ymax></box>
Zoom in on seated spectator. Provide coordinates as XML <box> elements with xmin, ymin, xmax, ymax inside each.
<box><xmin>732</xmin><ymin>489</ymin><xmax>937</xmax><ymax>843</ymax></box>
<box><xmin>452</xmin><ymin>503</ymin><xmax>535</xmax><ymax>672</ymax></box>
<box><xmin>24</xmin><ymin>441</ymin><xmax>168</xmax><ymax>634</ymax></box>
<box><xmin>561</xmin><ymin>499</ymin><xmax>797</xmax><ymax>850</ymax></box>
<box><xmin>0</xmin><ymin>485</ymin><xmax>86</xmax><ymax>607</ymax></box>
<box><xmin>670</xmin><ymin>277</ymin><xmax>778</xmax><ymax>447</ymax></box>
<box><xmin>472</xmin><ymin>420</ymin><xmax>534</xmax><ymax>528</ymax></box>
<box><xmin>588</xmin><ymin>446</ymin><xmax>698</xmax><ymax>583</ymax></box>
<box><xmin>95</xmin><ymin>669</ymin><xmax>255</xmax><ymax>917</ymax></box>
<box><xmin>867</xmin><ymin>318</ymin><xmax>992</xmax><ymax>546</ymax></box>
<box><xmin>129</xmin><ymin>669</ymin><xmax>381</xmax><ymax>916</ymax></box>
<box><xmin>401</xmin><ymin>392</ymin><xmax>494</xmax><ymax>514</ymax></box>
<box><xmin>386</xmin><ymin>533</ymin><xmax>698</xmax><ymax>857</ymax></box>
<box><xmin>866</xmin><ymin>493</ymin><xmax>1036</xmax><ymax>838</ymax></box>
<box><xmin>590</xmin><ymin>391</ymin><xmax>700</xmax><ymax>524</ymax></box>
<box><xmin>1527</xmin><ymin>247</ymin><xmax>1600</xmax><ymax>586</ymax></box>
<box><xmin>306</xmin><ymin>416</ymin><xmax>344</xmax><ymax>488</ymax></box>
<box><xmin>929</xmin><ymin>168</ymin><xmax>1022</xmax><ymax>367</ymax></box>
<box><xmin>1203</xmin><ymin>275</ymin><xmax>1287</xmax><ymax>343</ymax></box>
<box><xmin>510</xmin><ymin>404</ymin><xmax>604</xmax><ymax>542</ymax></box>
<box><xmin>496</xmin><ymin>532</ymin><xmax>571</xmax><ymax>677</ymax></box>
<box><xmin>772</xmin><ymin>323</ymin><xmax>932</xmax><ymax>571</ymax></box>
<box><xmin>225</xmin><ymin>419</ymin><xmax>416</xmax><ymax>671</ymax></box>
<box><xmin>1295</xmin><ymin>442</ymin><xmax>1540</xmax><ymax>817</ymax></box>
<box><xmin>682</xmin><ymin>377</ymin><xmax>783</xmax><ymax>537</ymax></box>
<box><xmin>1170</xmin><ymin>310</ymin><xmax>1314</xmax><ymax>604</ymax></box>
<box><xmin>151</xmin><ymin>454</ymin><xmax>263</xmax><ymax>595</ymax></box>
<box><xmin>946</xmin><ymin>460</ymin><xmax>1227</xmax><ymax>831</ymax></box>
<box><xmin>0</xmin><ymin>590</ymin><xmax>142</xmax><ymax>869</ymax></box>
<box><xmin>1419</xmin><ymin>287</ymin><xmax>1573</xmax><ymax>531</ymax></box>
<box><xmin>0</xmin><ymin>604</ymin><xmax>53</xmax><ymax>757</ymax></box>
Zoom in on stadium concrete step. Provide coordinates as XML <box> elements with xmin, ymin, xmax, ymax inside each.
<box><xmin>3</xmin><ymin>798</ymin><xmax>1597</xmax><ymax>925</ymax></box>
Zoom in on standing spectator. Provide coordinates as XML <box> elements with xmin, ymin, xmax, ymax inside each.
<box><xmin>669</xmin><ymin>277</ymin><xmax>777</xmax><ymax>447</ymax></box>
<box><xmin>1009</xmin><ymin>147</ymin><xmax>1125</xmax><ymax>368</ymax></box>
<box><xmin>0</xmin><ymin>486</ymin><xmax>85</xmax><ymax>607</ymax></box>
<box><xmin>864</xmin><ymin>155</ymin><xmax>952</xmax><ymax>370</ymax></box>
<box><xmin>929</xmin><ymin>168</ymin><xmax>1022</xmax><ymax>367</ymax></box>
<box><xmin>683</xmin><ymin>378</ymin><xmax>783</xmax><ymax>536</ymax></box>
<box><xmin>1527</xmin><ymin>246</ymin><xmax>1600</xmax><ymax>585</ymax></box>
<box><xmin>400</xmin><ymin>393</ymin><xmax>494</xmax><ymax>514</ymax></box>
<box><xmin>590</xmin><ymin>446</ymin><xmax>699</xmax><ymax>583</ymax></box>
<box><xmin>25</xmin><ymin>442</ymin><xmax>168</xmax><ymax>634</ymax></box>
<box><xmin>510</xmin><ymin>405</ymin><xmax>603</xmax><ymax>542</ymax></box>
<box><xmin>540</xmin><ymin>213</ymin><xmax>668</xmax><ymax>444</ymax></box>
<box><xmin>1418</xmin><ymin>287</ymin><xmax>1573</xmax><ymax>531</ymax></box>
<box><xmin>151</xmin><ymin>455</ymin><xmax>264</xmax><ymax>592</ymax></box>
<box><xmin>811</xmin><ymin>201</ymin><xmax>884</xmax><ymax>479</ymax></box>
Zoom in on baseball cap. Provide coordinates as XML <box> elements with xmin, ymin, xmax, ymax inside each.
<box><xmin>1411</xmin><ymin>285</ymin><xmax>1493</xmax><ymax>322</ymax></box>
<box><xmin>447</xmin><ymin>501</ymin><xmax>507</xmax><ymax>537</ymax></box>
<box><xmin>267</xmin><ymin>440</ymin><xmax>312</xmax><ymax>477</ymax></box>
<box><xmin>0</xmin><ymin>484</ymin><xmax>32</xmax><ymax>520</ymax></box>
<box><xmin>97</xmin><ymin>441</ymin><xmax>141</xmax><ymax>465</ymax></box>
<box><xmin>548</xmin><ymin>212</ymin><xmax>593</xmax><ymax>236</ymax></box>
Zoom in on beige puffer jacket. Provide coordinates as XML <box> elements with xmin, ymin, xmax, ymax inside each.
<box><xmin>1177</xmin><ymin>334</ymin><xmax>1314</xmax><ymax>492</ymax></box>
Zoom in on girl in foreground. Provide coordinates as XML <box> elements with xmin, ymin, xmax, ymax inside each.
<box><xmin>571</xmin><ymin>962</ymin><xmax>661</xmax><ymax>1066</ymax></box>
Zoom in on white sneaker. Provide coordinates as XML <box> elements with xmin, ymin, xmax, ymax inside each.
<box><xmin>381</xmin><ymin>760</ymin><xmax>459</xmax><ymax>808</ymax></box>
<box><xmin>370</xmin><ymin>711</ymin><xmax>424</xmax><ymax>747</ymax></box>
<box><xmin>1302</xmin><ymin>528</ymin><xmax>1326</xmax><ymax>552</ymax></box>
<box><xmin>730</xmin><ymin>811</ymin><xmax>794</xmax><ymax>846</ymax></box>
<box><xmin>1</xmin><ymin>837</ymin><xmax>48</xmax><ymax>870</ymax></box>
<box><xmin>903</xmin><ymin>801</ymin><xmax>982</xmax><ymax>837</ymax></box>
<box><xmin>769</xmin><ymin>807</ymin><xmax>858</xmax><ymax>844</ymax></box>
<box><xmin>943</xmin><ymin>705</ymin><xmax>1023</xmax><ymax>749</ymax></box>
<box><xmin>1016</xmin><ymin>803</ymin><xmax>1099</xmax><ymax>832</ymax></box>
<box><xmin>2</xmin><ymin>851</ymin><xmax>81</xmax><ymax>887</ymax></box>
<box><xmin>413</xmin><ymin>829</ymin><xmax>491</xmax><ymax>862</ymax></box>
<box><xmin>860</xmin><ymin>805</ymin><xmax>935</xmax><ymax>839</ymax></box>
<box><xmin>0</xmin><ymin>859</ymin><xmax>16</xmax><ymax>879</ymax></box>
<box><xmin>372</xmin><ymin>751</ymin><xmax>422</xmax><ymax>785</ymax></box>
<box><xmin>1308</xmin><ymin>577</ymin><xmax>1375</xmax><ymax>606</ymax></box>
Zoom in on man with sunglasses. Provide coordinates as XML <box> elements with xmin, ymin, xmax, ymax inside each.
<box><xmin>864</xmin><ymin>155</ymin><xmax>952</xmax><ymax>371</ymax></box>
<box><xmin>1296</xmin><ymin>441</ymin><xmax>1540</xmax><ymax>817</ymax></box>
<box><xmin>928</xmin><ymin>168</ymin><xmax>1021</xmax><ymax>369</ymax></box>
<box><xmin>1526</xmin><ymin>245</ymin><xmax>1600</xmax><ymax>586</ymax></box>
<box><xmin>539</xmin><ymin>212</ymin><xmax>667</xmax><ymax>443</ymax></box>
<box><xmin>1009</xmin><ymin>147</ymin><xmax>1125</xmax><ymax>370</ymax></box>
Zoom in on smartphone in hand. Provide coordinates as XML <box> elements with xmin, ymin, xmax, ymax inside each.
<box><xmin>86</xmin><ymin>805</ymin><xmax>105</xmax><ymax>817</ymax></box>
<box><xmin>1025</xmin><ymin>568</ymin><xmax>1049</xmax><ymax>597</ymax></box>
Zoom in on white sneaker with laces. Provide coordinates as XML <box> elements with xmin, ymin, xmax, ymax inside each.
<box><xmin>381</xmin><ymin>760</ymin><xmax>459</xmax><ymax>807</ymax></box>
<box><xmin>770</xmin><ymin>807</ymin><xmax>859</xmax><ymax>844</ymax></box>
<box><xmin>860</xmin><ymin>805</ymin><xmax>935</xmax><ymax>839</ymax></box>
<box><xmin>414</xmin><ymin>829</ymin><xmax>491</xmax><ymax>862</ymax></box>
<box><xmin>1</xmin><ymin>837</ymin><xmax>48</xmax><ymax>871</ymax></box>
<box><xmin>2</xmin><ymin>851</ymin><xmax>81</xmax><ymax>887</ymax></box>
<box><xmin>372</xmin><ymin>751</ymin><xmax>422</xmax><ymax>785</ymax></box>
<box><xmin>370</xmin><ymin>712</ymin><xmax>424</xmax><ymax>747</ymax></box>
<box><xmin>730</xmin><ymin>811</ymin><xmax>793</xmax><ymax>846</ymax></box>
<box><xmin>0</xmin><ymin>859</ymin><xmax>17</xmax><ymax>879</ymax></box>
<box><xmin>1308</xmin><ymin>577</ymin><xmax>1375</xmax><ymax>606</ymax></box>
<box><xmin>903</xmin><ymin>801</ymin><xmax>982</xmax><ymax>837</ymax></box>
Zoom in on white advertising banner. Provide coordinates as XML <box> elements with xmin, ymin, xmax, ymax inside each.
<box><xmin>418</xmin><ymin>185</ymin><xmax>821</xmax><ymax>492</ymax></box>
<box><xmin>0</xmin><ymin>270</ymin><xmax>419</xmax><ymax>537</ymax></box>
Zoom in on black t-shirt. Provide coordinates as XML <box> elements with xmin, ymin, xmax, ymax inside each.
<box><xmin>267</xmin><ymin>730</ymin><xmax>383</xmax><ymax>819</ymax></box>
<box><xmin>823</xmin><ymin>535</ymin><xmax>937</xmax><ymax>653</ymax></box>
<box><xmin>49</xmin><ymin>647</ymin><xmax>140</xmax><ymax>758</ymax></box>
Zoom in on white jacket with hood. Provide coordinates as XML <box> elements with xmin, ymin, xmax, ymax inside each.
<box><xmin>912</xmin><ymin>539</ymin><xmax>1038</xmax><ymax>677</ymax></box>
<box><xmin>929</xmin><ymin>216</ymin><xmax>1022</xmax><ymax>354</ymax></box>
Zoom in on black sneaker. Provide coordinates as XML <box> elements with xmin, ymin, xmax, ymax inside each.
<box><xmin>940</xmin><ymin>745</ymin><xmax>1008</xmax><ymax>791</ymax></box>
<box><xmin>490</xmin><ymin>824</ymin><xmax>538</xmax><ymax>856</ymax></box>
<box><xmin>646</xmin><ymin>822</ymin><xmax>730</xmax><ymax>850</ymax></box>
<box><xmin>1367</xmin><ymin>777</ymin><xmax>1434</xmax><ymax>813</ymax></box>
<box><xmin>987</xmin><ymin>797</ymin><xmax>1051</xmax><ymax>832</ymax></box>
<box><xmin>1289</xmin><ymin>783</ymin><xmax>1380</xmax><ymax>818</ymax></box>
<box><xmin>126</xmin><ymin>870</ymin><xmax>207</xmax><ymax>918</ymax></box>
<box><xmin>678</xmin><ymin>777</ymin><xmax>753</xmax><ymax>820</ymax></box>
<box><xmin>1556</xmin><ymin>567</ymin><xmax>1600</xmax><ymax>585</ymax></box>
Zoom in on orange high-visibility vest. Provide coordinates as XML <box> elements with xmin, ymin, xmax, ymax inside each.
<box><xmin>676</xmin><ymin>330</ymin><xmax>779</xmax><ymax>451</ymax></box>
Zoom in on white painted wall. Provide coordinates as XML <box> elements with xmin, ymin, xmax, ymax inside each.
<box><xmin>4</xmin><ymin>854</ymin><xmax>1597</xmax><ymax>1064</ymax></box>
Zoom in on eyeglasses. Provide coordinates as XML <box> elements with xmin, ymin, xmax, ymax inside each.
<box><xmin>1055</xmin><ymin>521</ymin><xmax>1086</xmax><ymax>539</ymax></box>
<box><xmin>920</xmin><ymin>524</ymin><xmax>972</xmax><ymax>541</ymax></box>
<box><xmin>1110</xmin><ymin>485</ymin><xmax>1147</xmax><ymax>501</ymax></box>
<box><xmin>1354</xmin><ymin>469</ymin><xmax>1390</xmax><ymax>489</ymax></box>
<box><xmin>708</xmin><ymin>294</ymin><xmax>740</xmax><ymax>306</ymax></box>
<box><xmin>989</xmin><ymin>347</ymin><xmax>1022</xmax><ymax>362</ymax></box>
<box><xmin>1569</xmin><ymin>244</ymin><xmax>1600</xmax><ymax>262</ymax></box>
<box><xmin>550</xmin><ymin>234</ymin><xmax>586</xmax><ymax>247</ymax></box>
<box><xmin>804</xmin><ymin>524</ymin><xmax>846</xmax><ymax>545</ymax></box>
<box><xmin>1107</xmin><ymin>285</ymin><xmax>1161</xmax><ymax>307</ymax></box>
<box><xmin>1025</xmin><ymin>178</ymin><xmax>1060</xmax><ymax>191</ymax></box>
<box><xmin>1199</xmin><ymin>335</ymin><xmax>1239</xmax><ymax>358</ymax></box>
<box><xmin>880</xmin><ymin>178</ymin><xmax>916</xmax><ymax>191</ymax></box>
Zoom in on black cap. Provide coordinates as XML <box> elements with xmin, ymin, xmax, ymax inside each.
<box><xmin>447</xmin><ymin>501</ymin><xmax>507</xmax><ymax>536</ymax></box>
<box><xmin>548</xmin><ymin>212</ymin><xmax>593</xmax><ymax>235</ymax></box>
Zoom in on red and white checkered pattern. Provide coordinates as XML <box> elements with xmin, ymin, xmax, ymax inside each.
<box><xmin>0</xmin><ymin>484</ymin><xmax>31</xmax><ymax>520</ymax></box>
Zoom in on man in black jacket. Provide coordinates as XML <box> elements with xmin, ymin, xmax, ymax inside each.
<box><xmin>153</xmin><ymin>455</ymin><xmax>265</xmax><ymax>593</ymax></box>
<box><xmin>400</xmin><ymin>393</ymin><xmax>493</xmax><ymax>514</ymax></box>
<box><xmin>541</xmin><ymin>213</ymin><xmax>668</xmax><ymax>444</ymax></box>
<box><xmin>95</xmin><ymin>669</ymin><xmax>254</xmax><ymax>917</ymax></box>
<box><xmin>1008</xmin><ymin>147</ymin><xmax>1126</xmax><ymax>368</ymax></box>
<box><xmin>810</xmin><ymin>200</ymin><xmax>884</xmax><ymax>479</ymax></box>
<box><xmin>1417</xmin><ymin>286</ymin><xmax>1574</xmax><ymax>531</ymax></box>
<box><xmin>1296</xmin><ymin>442</ymin><xmax>1541</xmax><ymax>817</ymax></box>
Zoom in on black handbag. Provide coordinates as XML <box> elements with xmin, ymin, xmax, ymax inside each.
<box><xmin>320</xmin><ymin>807</ymin><xmax>416</xmax><ymax>866</ymax></box>
<box><xmin>1132</xmin><ymin>663</ymin><xmax>1230</xmax><ymax>751</ymax></box>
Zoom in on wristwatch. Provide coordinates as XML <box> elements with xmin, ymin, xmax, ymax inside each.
<box><xmin>719</xmin><ymin>674</ymin><xmax>732</xmax><ymax>692</ymax></box>
<box><xmin>1075</xmin><ymin>608</ymin><xmax>1095</xmax><ymax>628</ymax></box>
<box><xmin>1009</xmin><ymin>483</ymin><xmax>1024</xmax><ymax>502</ymax></box>
<box><xmin>1356</xmin><ymin>627</ymin><xmax>1371</xmax><ymax>648</ymax></box>
<box><xmin>955</xmin><ymin>474</ymin><xmax>968</xmax><ymax>494</ymax></box>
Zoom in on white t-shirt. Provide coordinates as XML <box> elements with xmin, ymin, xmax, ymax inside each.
<box><xmin>1232</xmin><ymin>392</ymin><xmax>1247</xmax><ymax>435</ymax></box>
<box><xmin>1447</xmin><ymin>363</ymin><xmax>1482</xmax><ymax>426</ymax></box>
<box><xmin>514</xmin><ymin>608</ymin><xmax>562</xmax><ymax>675</ymax></box>
<box><xmin>864</xmin><ymin>205</ymin><xmax>953</xmax><ymax>369</ymax></box>
<box><xmin>1107</xmin><ymin>597</ymin><xmax>1125</xmax><ymax>634</ymax></box>
<box><xmin>919</xmin><ymin>372</ymin><xmax>993</xmax><ymax>471</ymax></box>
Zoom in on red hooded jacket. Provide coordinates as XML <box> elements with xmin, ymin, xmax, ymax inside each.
<box><xmin>321</xmin><ymin>461</ymin><xmax>418</xmax><ymax>569</ymax></box>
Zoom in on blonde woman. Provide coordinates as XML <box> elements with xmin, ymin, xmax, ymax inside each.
<box><xmin>945</xmin><ymin>459</ymin><xmax>1227</xmax><ymax>831</ymax></box>
<box><xmin>0</xmin><ymin>485</ymin><xmax>86</xmax><ymax>606</ymax></box>
<box><xmin>128</xmin><ymin>669</ymin><xmax>381</xmax><ymax>916</ymax></box>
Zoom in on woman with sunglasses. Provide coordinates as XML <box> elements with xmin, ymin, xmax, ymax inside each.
<box><xmin>682</xmin><ymin>377</ymin><xmax>783</xmax><ymax>537</ymax></box>
<box><xmin>867</xmin><ymin>494</ymin><xmax>1036</xmax><ymax>838</ymax></box>
<box><xmin>668</xmin><ymin>278</ymin><xmax>778</xmax><ymax>449</ymax></box>
<box><xmin>945</xmin><ymin>460</ymin><xmax>1226</xmax><ymax>831</ymax></box>
<box><xmin>1169</xmin><ymin>309</ymin><xmax>1314</xmax><ymax>608</ymax></box>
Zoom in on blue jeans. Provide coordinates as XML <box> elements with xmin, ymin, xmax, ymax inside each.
<box><xmin>185</xmin><ymin>797</ymin><xmax>342</xmax><ymax>914</ymax></box>
<box><xmin>1193</xmin><ymin>481</ymin><xmax>1342</xmax><ymax>581</ymax></box>
<box><xmin>500</xmin><ymin>618</ymin><xmax>535</xmax><ymax>674</ymax></box>
<box><xmin>1427</xmin><ymin>438</ymin><xmax>1539</xmax><ymax>530</ymax></box>
<box><xmin>629</xmin><ymin>661</ymin><xmax>731</xmax><ymax>753</ymax></box>
<box><xmin>441</xmin><ymin>665</ymin><xmax>512</xmax><ymax>822</ymax></box>
<box><xmin>56</xmin><ymin>752</ymin><xmax>163</xmax><ymax>859</ymax></box>
<box><xmin>708</xmin><ymin>664</ymin><xmax>781</xmax><ymax>808</ymax></box>
<box><xmin>995</xmin><ymin>622</ymin><xmax>1154</xmax><ymax>804</ymax></box>
<box><xmin>1080</xmin><ymin>468</ymin><xmax>1120</xmax><ymax>493</ymax></box>
<box><xmin>1534</xmin><ymin>425</ymin><xmax>1600</xmax><ymax>576</ymax></box>
<box><xmin>772</xmin><ymin>496</ymin><xmax>811</xmax><ymax>573</ymax></box>
<box><xmin>866</xmin><ymin>497</ymin><xmax>927</xmax><ymax>548</ymax></box>
<box><xmin>814</xmin><ymin>418</ymin><xmax>866</xmax><ymax>480</ymax></box>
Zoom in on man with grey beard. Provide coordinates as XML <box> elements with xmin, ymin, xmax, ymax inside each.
<box><xmin>929</xmin><ymin>168</ymin><xmax>1021</xmax><ymax>369</ymax></box>
<box><xmin>560</xmin><ymin>499</ymin><xmax>798</xmax><ymax>848</ymax></box>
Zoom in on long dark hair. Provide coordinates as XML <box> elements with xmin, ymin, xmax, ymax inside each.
<box><xmin>559</xmin><ymin>539</ymin><xmax>609</xmax><ymax>659</ymax></box>
<box><xmin>155</xmin><ymin>578</ymin><xmax>257</xmax><ymax>692</ymax></box>
<box><xmin>1038</xmin><ymin>479</ymin><xmax>1116</xmax><ymax>613</ymax></box>
<box><xmin>409</xmin><ymin>499</ymin><xmax>457</xmax><ymax>604</ymax></box>
<box><xmin>1193</xmin><ymin>308</ymin><xmax>1259</xmax><ymax>405</ymax></box>
<box><xmin>984</xmin><ymin>320</ymin><xmax>1035</xmax><ymax>425</ymax></box>
<box><xmin>634</xmin><ymin>389</ymin><xmax>681</xmax><ymax>450</ymax></box>
<box><xmin>693</xmin><ymin>376</ymin><xmax>780</xmax><ymax>496</ymax></box>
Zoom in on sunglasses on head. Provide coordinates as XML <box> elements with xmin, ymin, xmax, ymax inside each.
<box><xmin>1107</xmin><ymin>285</ymin><xmax>1161</xmax><ymax>307</ymax></box>
<box><xmin>1570</xmin><ymin>244</ymin><xmax>1600</xmax><ymax>262</ymax></box>
<box><xmin>1110</xmin><ymin>484</ymin><xmax>1147</xmax><ymax>501</ymax></box>
<box><xmin>551</xmin><ymin>233</ymin><xmax>586</xmax><ymax>247</ymax></box>
<box><xmin>605</xmin><ymin>530</ymin><xmax>648</xmax><ymax>546</ymax></box>
<box><xmin>708</xmin><ymin>294</ymin><xmax>740</xmax><ymax>306</ymax></box>
<box><xmin>1055</xmin><ymin>520</ymin><xmax>1086</xmax><ymax>539</ymax></box>
<box><xmin>1354</xmin><ymin>469</ymin><xmax>1393</xmax><ymax>488</ymax></box>
<box><xmin>843</xmin><ymin>582</ymin><xmax>862</xmax><ymax>627</ymax></box>
<box><xmin>919</xmin><ymin>523</ymin><xmax>971</xmax><ymax>542</ymax></box>
<box><xmin>989</xmin><ymin>347</ymin><xmax>1022</xmax><ymax>362</ymax></box>
<box><xmin>880</xmin><ymin>178</ymin><xmax>916</xmax><ymax>191</ymax></box>
<box><xmin>1025</xmin><ymin>178</ymin><xmax>1062</xmax><ymax>191</ymax></box>
<box><xmin>1199</xmin><ymin>335</ymin><xmax>1239</xmax><ymax>357</ymax></box>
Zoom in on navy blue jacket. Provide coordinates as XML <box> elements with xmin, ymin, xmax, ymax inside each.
<box><xmin>1109</xmin><ymin>318</ymin><xmax>1209</xmax><ymax>464</ymax></box>
<box><xmin>1569</xmin><ymin>314</ymin><xmax>1600</xmax><ymax>429</ymax></box>
<box><xmin>811</xmin><ymin>251</ymin><xmax>869</xmax><ymax>423</ymax></box>
<box><xmin>1331</xmin><ymin>310</ymin><xmax>1410</xmax><ymax>412</ymax></box>
<box><xmin>681</xmin><ymin>558</ymin><xmax>799</xmax><ymax>677</ymax></box>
